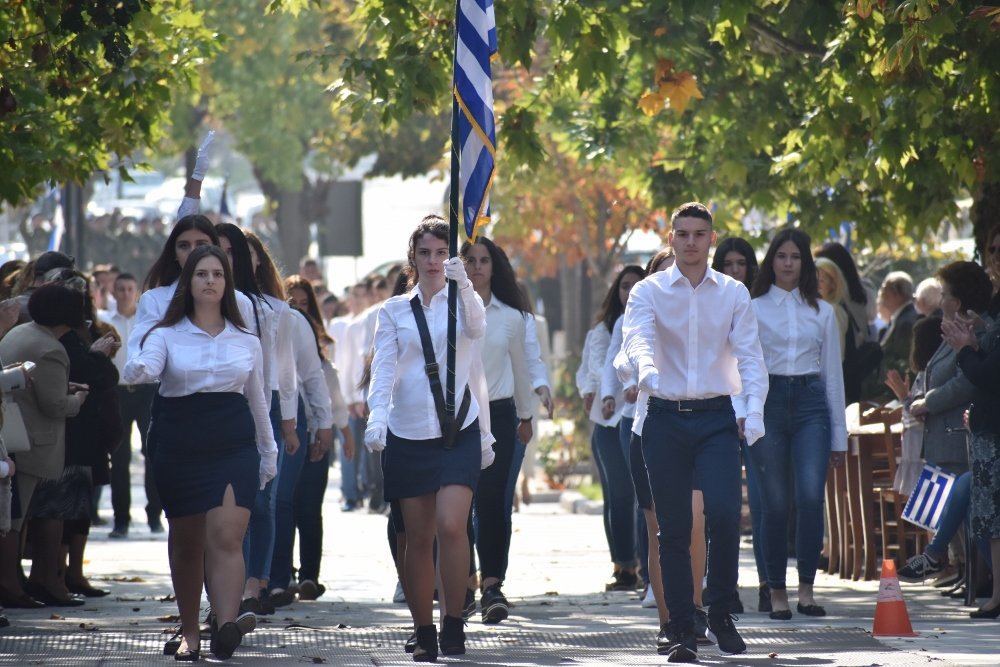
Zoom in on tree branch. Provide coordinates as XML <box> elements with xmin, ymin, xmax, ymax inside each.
<box><xmin>746</xmin><ymin>15</ymin><xmax>826</xmax><ymax>59</ymax></box>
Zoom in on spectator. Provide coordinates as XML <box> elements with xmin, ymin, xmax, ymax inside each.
<box><xmin>0</xmin><ymin>284</ymin><xmax>89</xmax><ymax>608</ymax></box>
<box><xmin>943</xmin><ymin>309</ymin><xmax>1000</xmax><ymax>619</ymax></box>
<box><xmin>815</xmin><ymin>257</ymin><xmax>850</xmax><ymax>361</ymax></box>
<box><xmin>914</xmin><ymin>277</ymin><xmax>943</xmax><ymax>318</ymax></box>
<box><xmin>867</xmin><ymin>271</ymin><xmax>918</xmax><ymax>402</ymax></box>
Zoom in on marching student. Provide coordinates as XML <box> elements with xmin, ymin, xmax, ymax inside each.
<box><xmin>623</xmin><ymin>202</ymin><xmax>766</xmax><ymax>661</ymax></box>
<box><xmin>213</xmin><ymin>223</ymin><xmax>298</xmax><ymax>613</ymax></box>
<box><xmin>124</xmin><ymin>245</ymin><xmax>277</xmax><ymax>661</ymax></box>
<box><xmin>746</xmin><ymin>228</ymin><xmax>846</xmax><ymax>620</ymax></box>
<box><xmin>711</xmin><ymin>237</ymin><xmax>766</xmax><ymax>613</ymax></box>
<box><xmin>585</xmin><ymin>265</ymin><xmax>644</xmax><ymax>593</ymax></box>
<box><xmin>460</xmin><ymin>236</ymin><xmax>535</xmax><ymax>623</ymax></box>
<box><xmin>365</xmin><ymin>215</ymin><xmax>492</xmax><ymax>661</ymax></box>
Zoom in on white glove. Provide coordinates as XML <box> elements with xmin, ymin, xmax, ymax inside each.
<box><xmin>364</xmin><ymin>420</ymin><xmax>387</xmax><ymax>453</ymax></box>
<box><xmin>744</xmin><ymin>413</ymin><xmax>765</xmax><ymax>447</ymax></box>
<box><xmin>259</xmin><ymin>449</ymin><xmax>277</xmax><ymax>490</ymax></box>
<box><xmin>444</xmin><ymin>256</ymin><xmax>471</xmax><ymax>289</ymax></box>
<box><xmin>637</xmin><ymin>366</ymin><xmax>659</xmax><ymax>394</ymax></box>
<box><xmin>481</xmin><ymin>444</ymin><xmax>495</xmax><ymax>469</ymax></box>
<box><xmin>191</xmin><ymin>130</ymin><xmax>215</xmax><ymax>181</ymax></box>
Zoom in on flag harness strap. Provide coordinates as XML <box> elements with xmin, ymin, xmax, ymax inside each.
<box><xmin>409</xmin><ymin>294</ymin><xmax>470</xmax><ymax>450</ymax></box>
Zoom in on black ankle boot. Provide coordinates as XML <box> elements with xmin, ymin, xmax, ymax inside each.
<box><xmin>440</xmin><ymin>614</ymin><xmax>466</xmax><ymax>655</ymax></box>
<box><xmin>413</xmin><ymin>624</ymin><xmax>437</xmax><ymax>662</ymax></box>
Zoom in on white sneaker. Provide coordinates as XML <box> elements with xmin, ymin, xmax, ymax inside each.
<box><xmin>641</xmin><ymin>585</ymin><xmax>657</xmax><ymax>608</ymax></box>
<box><xmin>393</xmin><ymin>580</ymin><xmax>406</xmax><ymax>604</ymax></box>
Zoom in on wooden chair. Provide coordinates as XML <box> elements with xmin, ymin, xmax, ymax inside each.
<box><xmin>871</xmin><ymin>406</ymin><xmax>926</xmax><ymax>565</ymax></box>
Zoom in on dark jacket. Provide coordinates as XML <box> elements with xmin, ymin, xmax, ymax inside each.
<box><xmin>956</xmin><ymin>325</ymin><xmax>1000</xmax><ymax>437</ymax></box>
<box><xmin>61</xmin><ymin>331</ymin><xmax>122</xmax><ymax>485</ymax></box>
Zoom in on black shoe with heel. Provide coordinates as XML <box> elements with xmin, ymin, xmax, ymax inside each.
<box><xmin>970</xmin><ymin>604</ymin><xmax>1000</xmax><ymax>619</ymax></box>
<box><xmin>440</xmin><ymin>615</ymin><xmax>466</xmax><ymax>655</ymax></box>
<box><xmin>412</xmin><ymin>624</ymin><xmax>437</xmax><ymax>662</ymax></box>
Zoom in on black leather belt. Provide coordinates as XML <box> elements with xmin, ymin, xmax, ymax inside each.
<box><xmin>648</xmin><ymin>395</ymin><xmax>731</xmax><ymax>412</ymax></box>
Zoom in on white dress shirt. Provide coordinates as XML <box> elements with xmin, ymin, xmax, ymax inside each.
<box><xmin>623</xmin><ymin>264</ymin><xmax>768</xmax><ymax>416</ymax></box>
<box><xmin>344</xmin><ymin>310</ymin><xmax>377</xmax><ymax>405</ymax></box>
<box><xmin>100</xmin><ymin>306</ymin><xmax>146</xmax><ymax>385</ymax></box>
<box><xmin>524</xmin><ymin>315</ymin><xmax>551</xmax><ymax>390</ymax></box>
<box><xmin>289</xmin><ymin>308</ymin><xmax>334</xmax><ymax>434</ymax></box>
<box><xmin>582</xmin><ymin>323</ymin><xmax>620</xmax><ymax>427</ymax></box>
<box><xmin>576</xmin><ymin>328</ymin><xmax>598</xmax><ymax>397</ymax></box>
<box><xmin>752</xmin><ymin>286</ymin><xmax>848</xmax><ymax>452</ymax></box>
<box><xmin>600</xmin><ymin>315</ymin><xmax>631</xmax><ymax>420</ymax></box>
<box><xmin>122</xmin><ymin>317</ymin><xmax>278</xmax><ymax>474</ymax></box>
<box><xmin>482</xmin><ymin>294</ymin><xmax>534</xmax><ymax>419</ymax></box>
<box><xmin>367</xmin><ymin>283</ymin><xmax>486</xmax><ymax>440</ymax></box>
<box><xmin>128</xmin><ymin>281</ymin><xmax>256</xmax><ymax>362</ymax></box>
<box><xmin>251</xmin><ymin>294</ymin><xmax>298</xmax><ymax>420</ymax></box>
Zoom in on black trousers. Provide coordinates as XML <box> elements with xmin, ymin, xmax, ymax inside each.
<box><xmin>474</xmin><ymin>398</ymin><xmax>517</xmax><ymax>582</ymax></box>
<box><xmin>109</xmin><ymin>384</ymin><xmax>161</xmax><ymax>526</ymax></box>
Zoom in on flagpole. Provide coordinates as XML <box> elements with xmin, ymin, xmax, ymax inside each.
<box><xmin>447</xmin><ymin>20</ymin><xmax>461</xmax><ymax>423</ymax></box>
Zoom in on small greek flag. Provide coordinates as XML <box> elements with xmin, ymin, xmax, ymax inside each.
<box><xmin>902</xmin><ymin>464</ymin><xmax>956</xmax><ymax>532</ymax></box>
<box><xmin>454</xmin><ymin>0</ymin><xmax>497</xmax><ymax>240</ymax></box>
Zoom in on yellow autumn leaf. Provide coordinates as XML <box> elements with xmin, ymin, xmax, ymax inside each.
<box><xmin>659</xmin><ymin>72</ymin><xmax>703</xmax><ymax>115</ymax></box>
<box><xmin>637</xmin><ymin>90</ymin><xmax>665</xmax><ymax>116</ymax></box>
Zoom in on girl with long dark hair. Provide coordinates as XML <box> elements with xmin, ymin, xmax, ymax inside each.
<box><xmin>365</xmin><ymin>215</ymin><xmax>491</xmax><ymax>661</ymax></box>
<box><xmin>460</xmin><ymin>236</ymin><xmax>536</xmax><ymax>624</ymax></box>
<box><xmin>124</xmin><ymin>245</ymin><xmax>277</xmax><ymax>660</ymax></box>
<box><xmin>283</xmin><ymin>275</ymin><xmax>354</xmax><ymax>600</ymax></box>
<box><xmin>581</xmin><ymin>265</ymin><xmax>644</xmax><ymax>592</ymax></box>
<box><xmin>747</xmin><ymin>228</ymin><xmax>846</xmax><ymax>620</ymax></box>
<box><xmin>214</xmin><ymin>223</ymin><xmax>299</xmax><ymax>613</ymax></box>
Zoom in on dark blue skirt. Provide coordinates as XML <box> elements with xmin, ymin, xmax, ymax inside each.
<box><xmin>152</xmin><ymin>392</ymin><xmax>259</xmax><ymax>519</ymax></box>
<box><xmin>382</xmin><ymin>419</ymin><xmax>481</xmax><ymax>501</ymax></box>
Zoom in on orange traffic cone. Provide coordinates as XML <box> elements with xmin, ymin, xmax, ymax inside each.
<box><xmin>872</xmin><ymin>559</ymin><xmax>918</xmax><ymax>637</ymax></box>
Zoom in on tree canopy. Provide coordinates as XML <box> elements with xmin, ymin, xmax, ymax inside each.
<box><xmin>0</xmin><ymin>0</ymin><xmax>217</xmax><ymax>205</ymax></box>
<box><xmin>331</xmin><ymin>0</ymin><xmax>1000</xmax><ymax>252</ymax></box>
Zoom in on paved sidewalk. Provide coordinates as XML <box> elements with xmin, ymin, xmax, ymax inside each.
<box><xmin>1</xmin><ymin>474</ymin><xmax>997</xmax><ymax>665</ymax></box>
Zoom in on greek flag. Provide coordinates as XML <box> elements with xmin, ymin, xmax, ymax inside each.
<box><xmin>454</xmin><ymin>0</ymin><xmax>497</xmax><ymax>240</ymax></box>
<box><xmin>902</xmin><ymin>464</ymin><xmax>956</xmax><ymax>532</ymax></box>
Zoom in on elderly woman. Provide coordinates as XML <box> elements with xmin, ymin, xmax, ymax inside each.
<box><xmin>0</xmin><ymin>285</ymin><xmax>89</xmax><ymax>608</ymax></box>
<box><xmin>909</xmin><ymin>262</ymin><xmax>994</xmax><ymax>477</ymax></box>
<box><xmin>942</xmin><ymin>311</ymin><xmax>1000</xmax><ymax>618</ymax></box>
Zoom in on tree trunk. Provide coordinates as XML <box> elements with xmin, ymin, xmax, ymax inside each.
<box><xmin>971</xmin><ymin>181</ymin><xmax>1000</xmax><ymax>260</ymax></box>
<box><xmin>255</xmin><ymin>170</ymin><xmax>334</xmax><ymax>274</ymax></box>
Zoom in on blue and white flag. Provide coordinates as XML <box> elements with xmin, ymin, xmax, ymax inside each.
<box><xmin>902</xmin><ymin>463</ymin><xmax>956</xmax><ymax>532</ymax></box>
<box><xmin>454</xmin><ymin>0</ymin><xmax>497</xmax><ymax>240</ymax></box>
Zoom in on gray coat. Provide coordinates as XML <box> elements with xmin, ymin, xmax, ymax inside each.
<box><xmin>921</xmin><ymin>340</ymin><xmax>974</xmax><ymax>474</ymax></box>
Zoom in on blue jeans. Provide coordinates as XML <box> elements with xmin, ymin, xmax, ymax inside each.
<box><xmin>592</xmin><ymin>422</ymin><xmax>637</xmax><ymax>567</ymax></box>
<box><xmin>741</xmin><ymin>439</ymin><xmax>766</xmax><ymax>583</ymax></box>
<box><xmin>340</xmin><ymin>416</ymin><xmax>362</xmax><ymax>503</ymax></box>
<box><xmin>269</xmin><ymin>398</ymin><xmax>309</xmax><ymax>589</ymax></box>
<box><xmin>927</xmin><ymin>471</ymin><xmax>971</xmax><ymax>561</ymax></box>
<box><xmin>642</xmin><ymin>398</ymin><xmax>742</xmax><ymax>628</ymax></box>
<box><xmin>243</xmin><ymin>392</ymin><xmax>284</xmax><ymax>581</ymax></box>
<box><xmin>748</xmin><ymin>375</ymin><xmax>831</xmax><ymax>589</ymax></box>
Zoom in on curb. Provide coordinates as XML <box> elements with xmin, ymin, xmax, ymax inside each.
<box><xmin>559</xmin><ymin>491</ymin><xmax>604</xmax><ymax>515</ymax></box>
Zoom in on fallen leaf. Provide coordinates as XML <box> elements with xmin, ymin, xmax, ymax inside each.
<box><xmin>49</xmin><ymin>614</ymin><xmax>65</xmax><ymax>620</ymax></box>
<box><xmin>769</xmin><ymin>652</ymin><xmax>779</xmax><ymax>658</ymax></box>
<box><xmin>157</xmin><ymin>615</ymin><xmax>180</xmax><ymax>623</ymax></box>
<box><xmin>308</xmin><ymin>658</ymin><xmax>326</xmax><ymax>664</ymax></box>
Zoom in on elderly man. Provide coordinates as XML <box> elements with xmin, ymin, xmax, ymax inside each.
<box><xmin>866</xmin><ymin>271</ymin><xmax>919</xmax><ymax>402</ymax></box>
